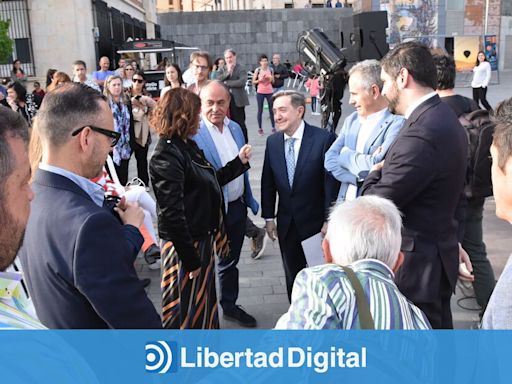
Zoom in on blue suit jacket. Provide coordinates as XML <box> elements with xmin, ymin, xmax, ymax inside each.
<box><xmin>193</xmin><ymin>118</ymin><xmax>259</xmax><ymax>215</ymax></box>
<box><xmin>18</xmin><ymin>169</ymin><xmax>162</xmax><ymax>329</ymax></box>
<box><xmin>324</xmin><ymin>109</ymin><xmax>404</xmax><ymax>201</ymax></box>
<box><xmin>261</xmin><ymin>122</ymin><xmax>340</xmax><ymax>241</ymax></box>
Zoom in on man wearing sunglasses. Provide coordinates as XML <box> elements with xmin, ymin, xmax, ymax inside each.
<box><xmin>17</xmin><ymin>83</ymin><xmax>162</xmax><ymax>329</ymax></box>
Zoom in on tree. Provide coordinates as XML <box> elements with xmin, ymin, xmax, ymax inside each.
<box><xmin>0</xmin><ymin>19</ymin><xmax>14</xmax><ymax>64</ymax></box>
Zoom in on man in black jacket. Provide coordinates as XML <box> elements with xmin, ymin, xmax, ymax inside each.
<box><xmin>271</xmin><ymin>54</ymin><xmax>289</xmax><ymax>92</ymax></box>
<box><xmin>361</xmin><ymin>42</ymin><xmax>468</xmax><ymax>328</ymax></box>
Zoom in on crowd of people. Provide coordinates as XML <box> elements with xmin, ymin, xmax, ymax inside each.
<box><xmin>1</xmin><ymin>41</ymin><xmax>511</xmax><ymax>332</ymax></box>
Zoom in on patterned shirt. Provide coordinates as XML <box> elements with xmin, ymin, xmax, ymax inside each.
<box><xmin>0</xmin><ymin>271</ymin><xmax>45</xmax><ymax>329</ymax></box>
<box><xmin>275</xmin><ymin>259</ymin><xmax>431</xmax><ymax>330</ymax></box>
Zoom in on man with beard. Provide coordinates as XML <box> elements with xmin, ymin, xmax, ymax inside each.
<box><xmin>361</xmin><ymin>42</ymin><xmax>468</xmax><ymax>328</ymax></box>
<box><xmin>0</xmin><ymin>106</ymin><xmax>43</xmax><ymax>329</ymax></box>
<box><xmin>18</xmin><ymin>83</ymin><xmax>162</xmax><ymax>329</ymax></box>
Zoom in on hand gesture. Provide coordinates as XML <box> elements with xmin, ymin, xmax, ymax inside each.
<box><xmin>114</xmin><ymin>197</ymin><xmax>144</xmax><ymax>228</ymax></box>
<box><xmin>458</xmin><ymin>243</ymin><xmax>474</xmax><ymax>282</ymax></box>
<box><xmin>238</xmin><ymin>144</ymin><xmax>252</xmax><ymax>164</ymax></box>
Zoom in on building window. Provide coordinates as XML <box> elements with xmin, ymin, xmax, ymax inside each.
<box><xmin>285</xmin><ymin>3</ymin><xmax>294</xmax><ymax>8</ymax></box>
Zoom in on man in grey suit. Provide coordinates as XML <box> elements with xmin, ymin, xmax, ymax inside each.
<box><xmin>324</xmin><ymin>60</ymin><xmax>403</xmax><ymax>202</ymax></box>
<box><xmin>218</xmin><ymin>49</ymin><xmax>250</xmax><ymax>143</ymax></box>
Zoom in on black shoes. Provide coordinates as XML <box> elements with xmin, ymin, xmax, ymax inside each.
<box><xmin>144</xmin><ymin>244</ymin><xmax>162</xmax><ymax>270</ymax></box>
<box><xmin>250</xmin><ymin>228</ymin><xmax>268</xmax><ymax>260</ymax></box>
<box><xmin>223</xmin><ymin>305</ymin><xmax>257</xmax><ymax>328</ymax></box>
<box><xmin>141</xmin><ymin>278</ymin><xmax>151</xmax><ymax>288</ymax></box>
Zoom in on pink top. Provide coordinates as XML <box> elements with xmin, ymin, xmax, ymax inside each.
<box><xmin>256</xmin><ymin>68</ymin><xmax>274</xmax><ymax>94</ymax></box>
<box><xmin>305</xmin><ymin>78</ymin><xmax>320</xmax><ymax>97</ymax></box>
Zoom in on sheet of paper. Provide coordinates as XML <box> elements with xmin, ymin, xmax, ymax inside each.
<box><xmin>301</xmin><ymin>232</ymin><xmax>325</xmax><ymax>267</ymax></box>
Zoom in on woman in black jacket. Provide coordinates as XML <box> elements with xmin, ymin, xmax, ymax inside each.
<box><xmin>150</xmin><ymin>88</ymin><xmax>251</xmax><ymax>329</ymax></box>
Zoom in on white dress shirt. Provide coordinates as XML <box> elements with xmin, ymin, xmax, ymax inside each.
<box><xmin>404</xmin><ymin>91</ymin><xmax>437</xmax><ymax>119</ymax></box>
<box><xmin>283</xmin><ymin>120</ymin><xmax>305</xmax><ymax>164</ymax></box>
<box><xmin>204</xmin><ymin>119</ymin><xmax>244</xmax><ymax>202</ymax></box>
<box><xmin>345</xmin><ymin>108</ymin><xmax>388</xmax><ymax>201</ymax></box>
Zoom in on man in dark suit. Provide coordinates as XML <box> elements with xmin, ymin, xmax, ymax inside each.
<box><xmin>18</xmin><ymin>83</ymin><xmax>162</xmax><ymax>329</ymax></box>
<box><xmin>218</xmin><ymin>48</ymin><xmax>250</xmax><ymax>143</ymax></box>
<box><xmin>261</xmin><ymin>90</ymin><xmax>339</xmax><ymax>300</ymax></box>
<box><xmin>361</xmin><ymin>42</ymin><xmax>468</xmax><ymax>328</ymax></box>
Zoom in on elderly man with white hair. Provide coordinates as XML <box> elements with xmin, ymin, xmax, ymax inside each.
<box><xmin>275</xmin><ymin>196</ymin><xmax>430</xmax><ymax>330</ymax></box>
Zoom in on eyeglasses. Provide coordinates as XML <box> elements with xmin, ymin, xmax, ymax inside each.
<box><xmin>133</xmin><ymin>78</ymin><xmax>144</xmax><ymax>83</ymax></box>
<box><xmin>71</xmin><ymin>125</ymin><xmax>121</xmax><ymax>147</ymax></box>
<box><xmin>193</xmin><ymin>65</ymin><xmax>209</xmax><ymax>72</ymax></box>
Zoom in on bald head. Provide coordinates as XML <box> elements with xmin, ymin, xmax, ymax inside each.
<box><xmin>201</xmin><ymin>81</ymin><xmax>231</xmax><ymax>129</ymax></box>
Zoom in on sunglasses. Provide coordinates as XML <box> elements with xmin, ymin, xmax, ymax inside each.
<box><xmin>133</xmin><ymin>78</ymin><xmax>144</xmax><ymax>83</ymax></box>
<box><xmin>71</xmin><ymin>125</ymin><xmax>121</xmax><ymax>147</ymax></box>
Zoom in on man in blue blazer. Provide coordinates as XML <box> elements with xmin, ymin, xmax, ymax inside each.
<box><xmin>18</xmin><ymin>84</ymin><xmax>162</xmax><ymax>329</ymax></box>
<box><xmin>325</xmin><ymin>60</ymin><xmax>403</xmax><ymax>202</ymax></box>
<box><xmin>261</xmin><ymin>90</ymin><xmax>340</xmax><ymax>300</ymax></box>
<box><xmin>194</xmin><ymin>81</ymin><xmax>259</xmax><ymax>327</ymax></box>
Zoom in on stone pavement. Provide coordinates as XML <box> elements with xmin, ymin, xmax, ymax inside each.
<box><xmin>134</xmin><ymin>70</ymin><xmax>512</xmax><ymax>330</ymax></box>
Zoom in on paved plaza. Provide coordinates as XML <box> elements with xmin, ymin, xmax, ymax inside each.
<box><xmin>134</xmin><ymin>70</ymin><xmax>512</xmax><ymax>329</ymax></box>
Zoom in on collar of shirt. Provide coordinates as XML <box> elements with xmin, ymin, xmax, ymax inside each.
<box><xmin>358</xmin><ymin>107</ymin><xmax>388</xmax><ymax>124</ymax></box>
<box><xmin>404</xmin><ymin>91</ymin><xmax>437</xmax><ymax>119</ymax></box>
<box><xmin>284</xmin><ymin>120</ymin><xmax>305</xmax><ymax>141</ymax></box>
<box><xmin>203</xmin><ymin>116</ymin><xmax>228</xmax><ymax>135</ymax></box>
<box><xmin>39</xmin><ymin>163</ymin><xmax>105</xmax><ymax>207</ymax></box>
<box><xmin>350</xmin><ymin>258</ymin><xmax>395</xmax><ymax>280</ymax></box>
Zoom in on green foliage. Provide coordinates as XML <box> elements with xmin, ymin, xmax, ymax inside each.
<box><xmin>0</xmin><ymin>19</ymin><xmax>14</xmax><ymax>64</ymax></box>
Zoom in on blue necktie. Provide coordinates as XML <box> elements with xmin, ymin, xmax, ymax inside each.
<box><xmin>286</xmin><ymin>137</ymin><xmax>296</xmax><ymax>187</ymax></box>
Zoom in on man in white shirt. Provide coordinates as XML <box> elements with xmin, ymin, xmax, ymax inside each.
<box><xmin>361</xmin><ymin>42</ymin><xmax>468</xmax><ymax>328</ymax></box>
<box><xmin>324</xmin><ymin>60</ymin><xmax>403</xmax><ymax>203</ymax></box>
<box><xmin>72</xmin><ymin>60</ymin><xmax>101</xmax><ymax>93</ymax></box>
<box><xmin>193</xmin><ymin>81</ymin><xmax>259</xmax><ymax>327</ymax></box>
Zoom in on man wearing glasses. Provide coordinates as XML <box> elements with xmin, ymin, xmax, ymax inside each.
<box><xmin>17</xmin><ymin>83</ymin><xmax>162</xmax><ymax>329</ymax></box>
<box><xmin>187</xmin><ymin>51</ymin><xmax>211</xmax><ymax>95</ymax></box>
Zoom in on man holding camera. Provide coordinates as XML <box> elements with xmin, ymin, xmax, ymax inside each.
<box><xmin>18</xmin><ymin>83</ymin><xmax>161</xmax><ymax>329</ymax></box>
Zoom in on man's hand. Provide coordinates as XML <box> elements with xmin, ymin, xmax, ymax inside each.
<box><xmin>114</xmin><ymin>197</ymin><xmax>144</xmax><ymax>228</ymax></box>
<box><xmin>238</xmin><ymin>144</ymin><xmax>252</xmax><ymax>164</ymax></box>
<box><xmin>370</xmin><ymin>160</ymin><xmax>385</xmax><ymax>173</ymax></box>
<box><xmin>458</xmin><ymin>243</ymin><xmax>474</xmax><ymax>282</ymax></box>
<box><xmin>265</xmin><ymin>220</ymin><xmax>278</xmax><ymax>241</ymax></box>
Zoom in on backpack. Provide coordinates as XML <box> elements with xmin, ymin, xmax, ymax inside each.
<box><xmin>459</xmin><ymin>106</ymin><xmax>495</xmax><ymax>198</ymax></box>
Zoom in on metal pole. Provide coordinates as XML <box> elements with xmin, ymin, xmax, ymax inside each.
<box><xmin>484</xmin><ymin>0</ymin><xmax>489</xmax><ymax>34</ymax></box>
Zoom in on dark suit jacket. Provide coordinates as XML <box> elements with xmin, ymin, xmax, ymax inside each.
<box><xmin>217</xmin><ymin>63</ymin><xmax>250</xmax><ymax>107</ymax></box>
<box><xmin>18</xmin><ymin>169</ymin><xmax>162</xmax><ymax>329</ymax></box>
<box><xmin>261</xmin><ymin>122</ymin><xmax>340</xmax><ymax>241</ymax></box>
<box><xmin>361</xmin><ymin>95</ymin><xmax>468</xmax><ymax>303</ymax></box>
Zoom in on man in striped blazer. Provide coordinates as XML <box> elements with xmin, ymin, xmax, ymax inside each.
<box><xmin>275</xmin><ymin>196</ymin><xmax>430</xmax><ymax>330</ymax></box>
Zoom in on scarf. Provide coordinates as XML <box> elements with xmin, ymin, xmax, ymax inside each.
<box><xmin>110</xmin><ymin>100</ymin><xmax>131</xmax><ymax>165</ymax></box>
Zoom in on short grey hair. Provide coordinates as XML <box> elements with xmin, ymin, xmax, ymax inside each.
<box><xmin>348</xmin><ymin>59</ymin><xmax>383</xmax><ymax>92</ymax></box>
<box><xmin>325</xmin><ymin>196</ymin><xmax>402</xmax><ymax>269</ymax></box>
<box><xmin>272</xmin><ymin>90</ymin><xmax>306</xmax><ymax>110</ymax></box>
<box><xmin>224</xmin><ymin>48</ymin><xmax>236</xmax><ymax>56</ymax></box>
<box><xmin>36</xmin><ymin>83</ymin><xmax>107</xmax><ymax>147</ymax></box>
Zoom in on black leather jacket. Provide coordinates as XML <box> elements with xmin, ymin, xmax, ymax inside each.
<box><xmin>150</xmin><ymin>135</ymin><xmax>249</xmax><ymax>271</ymax></box>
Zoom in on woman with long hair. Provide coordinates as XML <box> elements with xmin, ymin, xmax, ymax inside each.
<box><xmin>45</xmin><ymin>68</ymin><xmax>57</xmax><ymax>89</ymax></box>
<box><xmin>11</xmin><ymin>59</ymin><xmax>27</xmax><ymax>82</ymax></box>
<box><xmin>471</xmin><ymin>51</ymin><xmax>493</xmax><ymax>111</ymax></box>
<box><xmin>104</xmin><ymin>74</ymin><xmax>133</xmax><ymax>185</ymax></box>
<box><xmin>211</xmin><ymin>57</ymin><xmax>226</xmax><ymax>80</ymax></box>
<box><xmin>150</xmin><ymin>88</ymin><xmax>251</xmax><ymax>329</ymax></box>
<box><xmin>160</xmin><ymin>63</ymin><xmax>184</xmax><ymax>98</ymax></box>
<box><xmin>131</xmin><ymin>70</ymin><xmax>156</xmax><ymax>186</ymax></box>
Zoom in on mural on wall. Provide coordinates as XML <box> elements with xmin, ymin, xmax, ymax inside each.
<box><xmin>454</xmin><ymin>35</ymin><xmax>480</xmax><ymax>71</ymax></box>
<box><xmin>381</xmin><ymin>0</ymin><xmax>438</xmax><ymax>45</ymax></box>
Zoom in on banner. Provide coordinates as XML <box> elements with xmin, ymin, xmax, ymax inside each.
<box><xmin>454</xmin><ymin>36</ymin><xmax>480</xmax><ymax>72</ymax></box>
<box><xmin>1</xmin><ymin>330</ymin><xmax>512</xmax><ymax>383</ymax></box>
<box><xmin>484</xmin><ymin>35</ymin><xmax>498</xmax><ymax>71</ymax></box>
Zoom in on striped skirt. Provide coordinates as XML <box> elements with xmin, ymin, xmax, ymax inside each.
<box><xmin>161</xmin><ymin>237</ymin><xmax>219</xmax><ymax>329</ymax></box>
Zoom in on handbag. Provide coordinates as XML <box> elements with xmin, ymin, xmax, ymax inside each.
<box><xmin>339</xmin><ymin>265</ymin><xmax>375</xmax><ymax>329</ymax></box>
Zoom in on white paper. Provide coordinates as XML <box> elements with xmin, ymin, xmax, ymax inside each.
<box><xmin>301</xmin><ymin>232</ymin><xmax>325</xmax><ymax>267</ymax></box>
